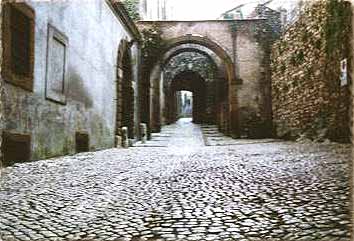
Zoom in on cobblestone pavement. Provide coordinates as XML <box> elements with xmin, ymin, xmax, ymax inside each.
<box><xmin>0</xmin><ymin>118</ymin><xmax>352</xmax><ymax>241</ymax></box>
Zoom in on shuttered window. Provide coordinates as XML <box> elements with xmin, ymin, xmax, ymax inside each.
<box><xmin>2</xmin><ymin>3</ymin><xmax>35</xmax><ymax>91</ymax></box>
<box><xmin>10</xmin><ymin>6</ymin><xmax>31</xmax><ymax>76</ymax></box>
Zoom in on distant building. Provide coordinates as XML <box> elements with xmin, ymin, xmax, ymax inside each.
<box><xmin>139</xmin><ymin>0</ymin><xmax>173</xmax><ymax>20</ymax></box>
<box><xmin>219</xmin><ymin>0</ymin><xmax>302</xmax><ymax>30</ymax></box>
<box><xmin>220</xmin><ymin>4</ymin><xmax>245</xmax><ymax>20</ymax></box>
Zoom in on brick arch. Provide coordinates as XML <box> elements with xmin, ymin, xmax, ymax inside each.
<box><xmin>162</xmin><ymin>48</ymin><xmax>219</xmax><ymax>87</ymax></box>
<box><xmin>159</xmin><ymin>35</ymin><xmax>238</xmax><ymax>135</ymax></box>
<box><xmin>163</xmin><ymin>35</ymin><xmax>236</xmax><ymax>86</ymax></box>
<box><xmin>115</xmin><ymin>39</ymin><xmax>134</xmax><ymax>144</ymax></box>
<box><xmin>162</xmin><ymin>47</ymin><xmax>218</xmax><ymax>69</ymax></box>
<box><xmin>163</xmin><ymin>49</ymin><xmax>222</xmax><ymax>124</ymax></box>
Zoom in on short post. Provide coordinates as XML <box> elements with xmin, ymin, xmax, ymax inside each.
<box><xmin>121</xmin><ymin>127</ymin><xmax>129</xmax><ymax>148</ymax></box>
<box><xmin>115</xmin><ymin>135</ymin><xmax>122</xmax><ymax>148</ymax></box>
<box><xmin>140</xmin><ymin>123</ymin><xmax>147</xmax><ymax>144</ymax></box>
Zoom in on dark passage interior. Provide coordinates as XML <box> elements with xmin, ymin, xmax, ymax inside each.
<box><xmin>168</xmin><ymin>71</ymin><xmax>206</xmax><ymax>124</ymax></box>
<box><xmin>176</xmin><ymin>90</ymin><xmax>193</xmax><ymax>119</ymax></box>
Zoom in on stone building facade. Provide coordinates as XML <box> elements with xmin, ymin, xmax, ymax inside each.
<box><xmin>137</xmin><ymin>19</ymin><xmax>279</xmax><ymax>138</ymax></box>
<box><xmin>0</xmin><ymin>3</ymin><xmax>3</xmax><ymax>170</ymax></box>
<box><xmin>139</xmin><ymin>0</ymin><xmax>173</xmax><ymax>20</ymax></box>
<box><xmin>352</xmin><ymin>2</ymin><xmax>354</xmax><ymax>145</ymax></box>
<box><xmin>0</xmin><ymin>0</ymin><xmax>141</xmax><ymax>166</ymax></box>
<box><xmin>271</xmin><ymin>0</ymin><xmax>351</xmax><ymax>142</ymax></box>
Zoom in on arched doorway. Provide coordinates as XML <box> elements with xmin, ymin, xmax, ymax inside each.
<box><xmin>115</xmin><ymin>40</ymin><xmax>134</xmax><ymax>145</ymax></box>
<box><xmin>168</xmin><ymin>71</ymin><xmax>206</xmax><ymax>124</ymax></box>
<box><xmin>145</xmin><ymin>35</ymin><xmax>237</xmax><ymax>136</ymax></box>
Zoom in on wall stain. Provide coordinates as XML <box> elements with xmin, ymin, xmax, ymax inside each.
<box><xmin>67</xmin><ymin>69</ymin><xmax>93</xmax><ymax>108</ymax></box>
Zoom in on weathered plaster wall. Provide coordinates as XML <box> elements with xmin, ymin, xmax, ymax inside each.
<box><xmin>3</xmin><ymin>1</ymin><xmax>138</xmax><ymax>160</ymax></box>
<box><xmin>137</xmin><ymin>20</ymin><xmax>276</xmax><ymax>138</ymax></box>
<box><xmin>131</xmin><ymin>42</ymin><xmax>141</xmax><ymax>141</ymax></box>
<box><xmin>0</xmin><ymin>1</ymin><xmax>3</xmax><ymax>169</ymax></box>
<box><xmin>271</xmin><ymin>0</ymin><xmax>351</xmax><ymax>142</ymax></box>
<box><xmin>352</xmin><ymin>3</ymin><xmax>354</xmax><ymax>142</ymax></box>
<box><xmin>351</xmin><ymin>2</ymin><xmax>354</xmax><ymax>236</ymax></box>
<box><xmin>233</xmin><ymin>21</ymin><xmax>275</xmax><ymax>138</ymax></box>
<box><xmin>351</xmin><ymin>3</ymin><xmax>354</xmax><ymax>235</ymax></box>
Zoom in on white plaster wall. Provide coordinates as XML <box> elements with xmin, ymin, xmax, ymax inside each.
<box><xmin>3</xmin><ymin>0</ymin><xmax>137</xmax><ymax>159</ymax></box>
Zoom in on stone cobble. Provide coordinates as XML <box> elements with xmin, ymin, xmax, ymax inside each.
<box><xmin>0</xmin><ymin>119</ymin><xmax>351</xmax><ymax>241</ymax></box>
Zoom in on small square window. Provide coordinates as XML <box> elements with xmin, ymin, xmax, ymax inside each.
<box><xmin>75</xmin><ymin>132</ymin><xmax>89</xmax><ymax>153</ymax></box>
<box><xmin>2</xmin><ymin>132</ymin><xmax>31</xmax><ymax>166</ymax></box>
<box><xmin>2</xmin><ymin>2</ymin><xmax>35</xmax><ymax>91</ymax></box>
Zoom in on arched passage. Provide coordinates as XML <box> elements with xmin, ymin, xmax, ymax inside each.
<box><xmin>146</xmin><ymin>35</ymin><xmax>238</xmax><ymax>136</ymax></box>
<box><xmin>165</xmin><ymin>35</ymin><xmax>236</xmax><ymax>91</ymax></box>
<box><xmin>163</xmin><ymin>47</ymin><xmax>218</xmax><ymax>69</ymax></box>
<box><xmin>115</xmin><ymin>40</ymin><xmax>135</xmax><ymax>145</ymax></box>
<box><xmin>168</xmin><ymin>71</ymin><xmax>206</xmax><ymax>124</ymax></box>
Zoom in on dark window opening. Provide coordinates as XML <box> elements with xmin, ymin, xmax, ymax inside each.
<box><xmin>75</xmin><ymin>132</ymin><xmax>89</xmax><ymax>153</ymax></box>
<box><xmin>2</xmin><ymin>132</ymin><xmax>31</xmax><ymax>167</ymax></box>
<box><xmin>2</xmin><ymin>2</ymin><xmax>35</xmax><ymax>91</ymax></box>
<box><xmin>10</xmin><ymin>6</ymin><xmax>31</xmax><ymax>76</ymax></box>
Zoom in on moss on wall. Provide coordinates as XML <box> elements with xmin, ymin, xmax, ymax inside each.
<box><xmin>122</xmin><ymin>0</ymin><xmax>140</xmax><ymax>21</ymax></box>
<box><xmin>271</xmin><ymin>0</ymin><xmax>351</xmax><ymax>142</ymax></box>
<box><xmin>141</xmin><ymin>24</ymin><xmax>166</xmax><ymax>73</ymax></box>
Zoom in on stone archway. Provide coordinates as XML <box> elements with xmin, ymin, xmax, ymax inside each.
<box><xmin>115</xmin><ymin>39</ymin><xmax>135</xmax><ymax>145</ymax></box>
<box><xmin>138</xmin><ymin>20</ymin><xmax>277</xmax><ymax>138</ymax></box>
<box><xmin>164</xmin><ymin>35</ymin><xmax>235</xmax><ymax>84</ymax></box>
<box><xmin>165</xmin><ymin>36</ymin><xmax>237</xmax><ymax>134</ymax></box>
<box><xmin>168</xmin><ymin>71</ymin><xmax>206</xmax><ymax>124</ymax></box>
<box><xmin>147</xmin><ymin>35</ymin><xmax>236</xmax><ymax>135</ymax></box>
<box><xmin>162</xmin><ymin>46</ymin><xmax>228</xmax><ymax>126</ymax></box>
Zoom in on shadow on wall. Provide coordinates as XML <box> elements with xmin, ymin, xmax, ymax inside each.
<box><xmin>239</xmin><ymin>107</ymin><xmax>273</xmax><ymax>139</ymax></box>
<box><xmin>67</xmin><ymin>69</ymin><xmax>93</xmax><ymax>108</ymax></box>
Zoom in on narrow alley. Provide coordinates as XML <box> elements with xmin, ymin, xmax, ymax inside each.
<box><xmin>0</xmin><ymin>0</ymin><xmax>353</xmax><ymax>241</ymax></box>
<box><xmin>0</xmin><ymin>119</ymin><xmax>351</xmax><ymax>241</ymax></box>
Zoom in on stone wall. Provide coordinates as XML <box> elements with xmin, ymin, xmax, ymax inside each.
<box><xmin>232</xmin><ymin>20</ymin><xmax>276</xmax><ymax>138</ymax></box>
<box><xmin>0</xmin><ymin>1</ymin><xmax>3</xmax><ymax>171</ymax></box>
<box><xmin>351</xmin><ymin>3</ymin><xmax>354</xmax><ymax>236</ymax></box>
<box><xmin>1</xmin><ymin>1</ymin><xmax>139</xmax><ymax>163</ymax></box>
<box><xmin>351</xmin><ymin>2</ymin><xmax>354</xmax><ymax>144</ymax></box>
<box><xmin>138</xmin><ymin>20</ymin><xmax>278</xmax><ymax>138</ymax></box>
<box><xmin>271</xmin><ymin>0</ymin><xmax>351</xmax><ymax>142</ymax></box>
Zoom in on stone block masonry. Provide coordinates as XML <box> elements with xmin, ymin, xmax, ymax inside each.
<box><xmin>271</xmin><ymin>0</ymin><xmax>351</xmax><ymax>142</ymax></box>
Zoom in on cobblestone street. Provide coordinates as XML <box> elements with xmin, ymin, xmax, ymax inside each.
<box><xmin>0</xmin><ymin>119</ymin><xmax>351</xmax><ymax>241</ymax></box>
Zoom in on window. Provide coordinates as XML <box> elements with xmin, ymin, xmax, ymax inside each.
<box><xmin>75</xmin><ymin>132</ymin><xmax>89</xmax><ymax>153</ymax></box>
<box><xmin>2</xmin><ymin>2</ymin><xmax>35</xmax><ymax>91</ymax></box>
<box><xmin>45</xmin><ymin>25</ymin><xmax>68</xmax><ymax>104</ymax></box>
<box><xmin>2</xmin><ymin>132</ymin><xmax>31</xmax><ymax>167</ymax></box>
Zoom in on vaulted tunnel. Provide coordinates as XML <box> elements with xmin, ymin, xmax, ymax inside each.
<box><xmin>168</xmin><ymin>71</ymin><xmax>207</xmax><ymax>124</ymax></box>
<box><xmin>142</xmin><ymin>35</ymin><xmax>236</xmax><ymax>137</ymax></box>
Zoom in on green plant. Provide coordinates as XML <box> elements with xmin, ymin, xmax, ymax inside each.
<box><xmin>141</xmin><ymin>24</ymin><xmax>167</xmax><ymax>77</ymax></box>
<box><xmin>122</xmin><ymin>0</ymin><xmax>140</xmax><ymax>21</ymax></box>
<box><xmin>314</xmin><ymin>39</ymin><xmax>322</xmax><ymax>50</ymax></box>
<box><xmin>301</xmin><ymin>30</ymin><xmax>310</xmax><ymax>42</ymax></box>
<box><xmin>324</xmin><ymin>0</ymin><xmax>351</xmax><ymax>55</ymax></box>
<box><xmin>290</xmin><ymin>50</ymin><xmax>305</xmax><ymax>66</ymax></box>
<box><xmin>280</xmin><ymin>64</ymin><xmax>286</xmax><ymax>74</ymax></box>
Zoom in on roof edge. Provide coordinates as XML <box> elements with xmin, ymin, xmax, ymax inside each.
<box><xmin>106</xmin><ymin>0</ymin><xmax>141</xmax><ymax>41</ymax></box>
<box><xmin>137</xmin><ymin>19</ymin><xmax>268</xmax><ymax>23</ymax></box>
